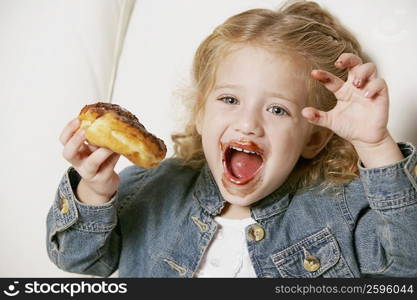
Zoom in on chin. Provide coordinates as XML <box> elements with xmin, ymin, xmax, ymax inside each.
<box><xmin>218</xmin><ymin>184</ymin><xmax>261</xmax><ymax>207</ymax></box>
<box><xmin>220</xmin><ymin>172</ymin><xmax>263</xmax><ymax>198</ymax></box>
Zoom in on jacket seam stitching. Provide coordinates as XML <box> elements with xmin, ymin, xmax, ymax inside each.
<box><xmin>271</xmin><ymin>227</ymin><xmax>331</xmax><ymax>260</ymax></box>
<box><xmin>339</xmin><ymin>186</ymin><xmax>355</xmax><ymax>231</ymax></box>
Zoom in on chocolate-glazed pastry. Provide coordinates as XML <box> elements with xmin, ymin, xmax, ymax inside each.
<box><xmin>78</xmin><ymin>102</ymin><xmax>166</xmax><ymax>168</ymax></box>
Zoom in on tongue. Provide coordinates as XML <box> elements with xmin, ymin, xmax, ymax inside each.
<box><xmin>230</xmin><ymin>151</ymin><xmax>263</xmax><ymax>179</ymax></box>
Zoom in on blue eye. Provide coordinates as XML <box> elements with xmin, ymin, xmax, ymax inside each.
<box><xmin>219</xmin><ymin>96</ymin><xmax>239</xmax><ymax>105</ymax></box>
<box><xmin>267</xmin><ymin>106</ymin><xmax>288</xmax><ymax>116</ymax></box>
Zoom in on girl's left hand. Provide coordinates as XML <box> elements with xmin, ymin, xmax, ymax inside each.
<box><xmin>302</xmin><ymin>53</ymin><xmax>389</xmax><ymax>148</ymax></box>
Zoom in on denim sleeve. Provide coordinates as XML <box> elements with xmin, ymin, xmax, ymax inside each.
<box><xmin>350</xmin><ymin>142</ymin><xmax>417</xmax><ymax>276</ymax></box>
<box><xmin>46</xmin><ymin>167</ymin><xmax>120</xmax><ymax>277</ymax></box>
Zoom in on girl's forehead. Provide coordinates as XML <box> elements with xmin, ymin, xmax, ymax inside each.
<box><xmin>216</xmin><ymin>44</ymin><xmax>308</xmax><ymax>80</ymax></box>
<box><xmin>221</xmin><ymin>43</ymin><xmax>306</xmax><ymax>65</ymax></box>
<box><xmin>213</xmin><ymin>45</ymin><xmax>309</xmax><ymax>100</ymax></box>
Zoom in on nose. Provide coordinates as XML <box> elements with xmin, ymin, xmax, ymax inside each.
<box><xmin>233</xmin><ymin>109</ymin><xmax>264</xmax><ymax>137</ymax></box>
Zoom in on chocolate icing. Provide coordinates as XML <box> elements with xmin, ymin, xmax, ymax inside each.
<box><xmin>80</xmin><ymin>102</ymin><xmax>166</xmax><ymax>153</ymax></box>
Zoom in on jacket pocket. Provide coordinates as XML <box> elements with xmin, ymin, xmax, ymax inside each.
<box><xmin>271</xmin><ymin>227</ymin><xmax>353</xmax><ymax>278</ymax></box>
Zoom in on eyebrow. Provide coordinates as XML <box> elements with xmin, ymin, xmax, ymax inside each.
<box><xmin>214</xmin><ymin>84</ymin><xmax>300</xmax><ymax>106</ymax></box>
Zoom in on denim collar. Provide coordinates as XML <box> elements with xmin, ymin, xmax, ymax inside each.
<box><xmin>192</xmin><ymin>163</ymin><xmax>293</xmax><ymax>221</ymax></box>
<box><xmin>192</xmin><ymin>163</ymin><xmax>226</xmax><ymax>216</ymax></box>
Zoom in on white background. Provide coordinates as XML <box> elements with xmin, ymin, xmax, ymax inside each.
<box><xmin>0</xmin><ymin>0</ymin><xmax>416</xmax><ymax>277</ymax></box>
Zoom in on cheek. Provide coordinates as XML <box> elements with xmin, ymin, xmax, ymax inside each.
<box><xmin>200</xmin><ymin>113</ymin><xmax>223</xmax><ymax>154</ymax></box>
<box><xmin>201</xmin><ymin>105</ymin><xmax>229</xmax><ymax>136</ymax></box>
<box><xmin>266</xmin><ymin>131</ymin><xmax>304</xmax><ymax>180</ymax></box>
<box><xmin>267</xmin><ymin>123</ymin><xmax>307</xmax><ymax>154</ymax></box>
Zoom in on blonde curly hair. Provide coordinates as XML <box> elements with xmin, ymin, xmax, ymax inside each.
<box><xmin>171</xmin><ymin>0</ymin><xmax>362</xmax><ymax>193</ymax></box>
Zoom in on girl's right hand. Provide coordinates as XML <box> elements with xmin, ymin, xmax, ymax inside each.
<box><xmin>59</xmin><ymin>118</ymin><xmax>121</xmax><ymax>204</ymax></box>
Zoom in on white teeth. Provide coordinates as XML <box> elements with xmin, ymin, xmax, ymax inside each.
<box><xmin>230</xmin><ymin>146</ymin><xmax>260</xmax><ymax>155</ymax></box>
<box><xmin>229</xmin><ymin>177</ymin><xmax>239</xmax><ymax>183</ymax></box>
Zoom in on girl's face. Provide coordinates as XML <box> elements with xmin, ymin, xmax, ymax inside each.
<box><xmin>197</xmin><ymin>45</ymin><xmax>314</xmax><ymax>207</ymax></box>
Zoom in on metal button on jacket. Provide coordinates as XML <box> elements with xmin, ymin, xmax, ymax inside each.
<box><xmin>303</xmin><ymin>254</ymin><xmax>321</xmax><ymax>272</ymax></box>
<box><xmin>60</xmin><ymin>198</ymin><xmax>69</xmax><ymax>214</ymax></box>
<box><xmin>247</xmin><ymin>224</ymin><xmax>265</xmax><ymax>242</ymax></box>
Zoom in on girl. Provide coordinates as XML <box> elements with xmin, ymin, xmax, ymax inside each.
<box><xmin>47</xmin><ymin>1</ymin><xmax>417</xmax><ymax>277</ymax></box>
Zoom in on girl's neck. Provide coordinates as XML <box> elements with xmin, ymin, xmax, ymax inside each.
<box><xmin>219</xmin><ymin>202</ymin><xmax>251</xmax><ymax>220</ymax></box>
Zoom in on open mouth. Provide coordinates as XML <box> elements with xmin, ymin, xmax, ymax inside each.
<box><xmin>222</xmin><ymin>141</ymin><xmax>264</xmax><ymax>185</ymax></box>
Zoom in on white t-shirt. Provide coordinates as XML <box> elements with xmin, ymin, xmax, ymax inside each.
<box><xmin>195</xmin><ymin>216</ymin><xmax>257</xmax><ymax>278</ymax></box>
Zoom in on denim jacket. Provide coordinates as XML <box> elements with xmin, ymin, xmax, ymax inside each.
<box><xmin>46</xmin><ymin>142</ymin><xmax>417</xmax><ymax>278</ymax></box>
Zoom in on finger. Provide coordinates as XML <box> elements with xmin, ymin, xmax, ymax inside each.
<box><xmin>83</xmin><ymin>141</ymin><xmax>99</xmax><ymax>152</ymax></box>
<box><xmin>311</xmin><ymin>70</ymin><xmax>345</xmax><ymax>94</ymax></box>
<box><xmin>335</xmin><ymin>53</ymin><xmax>363</xmax><ymax>70</ymax></box>
<box><xmin>59</xmin><ymin>118</ymin><xmax>80</xmax><ymax>145</ymax></box>
<box><xmin>78</xmin><ymin>148</ymin><xmax>115</xmax><ymax>179</ymax></box>
<box><xmin>73</xmin><ymin>142</ymin><xmax>106</xmax><ymax>170</ymax></box>
<box><xmin>350</xmin><ymin>62</ymin><xmax>377</xmax><ymax>88</ymax></box>
<box><xmin>62</xmin><ymin>129</ymin><xmax>86</xmax><ymax>166</ymax></box>
<box><xmin>96</xmin><ymin>153</ymin><xmax>121</xmax><ymax>179</ymax></box>
<box><xmin>302</xmin><ymin>107</ymin><xmax>332</xmax><ymax>129</ymax></box>
<box><xmin>77</xmin><ymin>141</ymin><xmax>99</xmax><ymax>159</ymax></box>
<box><xmin>362</xmin><ymin>78</ymin><xmax>388</xmax><ymax>99</ymax></box>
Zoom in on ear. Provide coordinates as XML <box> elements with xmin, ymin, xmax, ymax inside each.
<box><xmin>301</xmin><ymin>126</ymin><xmax>334</xmax><ymax>159</ymax></box>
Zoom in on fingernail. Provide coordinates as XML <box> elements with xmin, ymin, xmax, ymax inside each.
<box><xmin>364</xmin><ymin>91</ymin><xmax>370</xmax><ymax>98</ymax></box>
<box><xmin>353</xmin><ymin>79</ymin><xmax>361</xmax><ymax>87</ymax></box>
